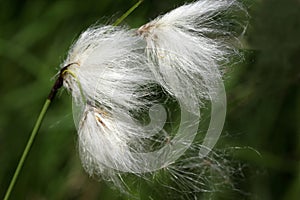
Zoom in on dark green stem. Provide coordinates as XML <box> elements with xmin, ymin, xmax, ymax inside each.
<box><xmin>3</xmin><ymin>99</ymin><xmax>51</xmax><ymax>200</ymax></box>
<box><xmin>113</xmin><ymin>0</ymin><xmax>144</xmax><ymax>26</ymax></box>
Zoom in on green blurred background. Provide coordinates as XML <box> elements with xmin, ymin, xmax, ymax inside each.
<box><xmin>0</xmin><ymin>0</ymin><xmax>299</xmax><ymax>199</ymax></box>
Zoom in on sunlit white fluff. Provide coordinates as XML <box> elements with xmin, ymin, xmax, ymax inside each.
<box><xmin>137</xmin><ymin>0</ymin><xmax>245</xmax><ymax>111</ymax></box>
<box><xmin>63</xmin><ymin>25</ymin><xmax>152</xmax><ymax>109</ymax></box>
<box><xmin>60</xmin><ymin>0</ymin><xmax>247</xmax><ymax>197</ymax></box>
<box><xmin>62</xmin><ymin>25</ymin><xmax>160</xmax><ymax>187</ymax></box>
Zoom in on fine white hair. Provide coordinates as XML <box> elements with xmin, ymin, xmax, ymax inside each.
<box><xmin>61</xmin><ymin>0</ymin><xmax>247</xmax><ymax>196</ymax></box>
<box><xmin>137</xmin><ymin>0</ymin><xmax>245</xmax><ymax>111</ymax></box>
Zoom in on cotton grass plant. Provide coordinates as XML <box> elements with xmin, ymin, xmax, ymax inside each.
<box><xmin>3</xmin><ymin>0</ymin><xmax>248</xmax><ymax>199</ymax></box>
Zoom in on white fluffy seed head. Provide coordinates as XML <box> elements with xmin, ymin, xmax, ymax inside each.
<box><xmin>63</xmin><ymin>25</ymin><xmax>153</xmax><ymax>109</ymax></box>
<box><xmin>60</xmin><ymin>0</ymin><xmax>248</xmax><ymax>197</ymax></box>
<box><xmin>137</xmin><ymin>0</ymin><xmax>246</xmax><ymax>111</ymax></box>
<box><xmin>62</xmin><ymin>25</ymin><xmax>159</xmax><ymax>182</ymax></box>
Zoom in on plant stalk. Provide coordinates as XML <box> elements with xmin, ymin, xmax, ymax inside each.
<box><xmin>113</xmin><ymin>0</ymin><xmax>143</xmax><ymax>26</ymax></box>
<box><xmin>3</xmin><ymin>99</ymin><xmax>51</xmax><ymax>200</ymax></box>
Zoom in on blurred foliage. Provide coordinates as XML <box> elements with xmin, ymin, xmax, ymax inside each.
<box><xmin>0</xmin><ymin>0</ymin><xmax>299</xmax><ymax>199</ymax></box>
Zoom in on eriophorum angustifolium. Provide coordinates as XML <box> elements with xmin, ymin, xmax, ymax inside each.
<box><xmin>60</xmin><ymin>0</ymin><xmax>248</xmax><ymax>198</ymax></box>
